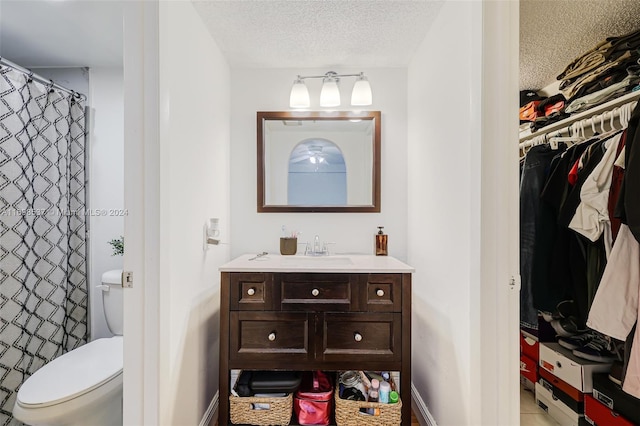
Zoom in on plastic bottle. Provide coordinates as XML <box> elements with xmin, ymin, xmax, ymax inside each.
<box><xmin>379</xmin><ymin>380</ymin><xmax>391</xmax><ymax>403</ymax></box>
<box><xmin>368</xmin><ymin>378</ymin><xmax>379</xmax><ymax>402</ymax></box>
<box><xmin>389</xmin><ymin>391</ymin><xmax>399</xmax><ymax>404</ymax></box>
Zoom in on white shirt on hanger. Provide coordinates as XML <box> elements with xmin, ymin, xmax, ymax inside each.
<box><xmin>569</xmin><ymin>132</ymin><xmax>623</xmax><ymax>257</ymax></box>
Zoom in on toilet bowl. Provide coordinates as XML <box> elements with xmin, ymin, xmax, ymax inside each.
<box><xmin>13</xmin><ymin>270</ymin><xmax>124</xmax><ymax>426</ymax></box>
<box><xmin>13</xmin><ymin>337</ymin><xmax>123</xmax><ymax>426</ymax></box>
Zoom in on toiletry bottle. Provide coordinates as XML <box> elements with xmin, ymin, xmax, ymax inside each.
<box><xmin>375</xmin><ymin>226</ymin><xmax>388</xmax><ymax>256</ymax></box>
<box><xmin>367</xmin><ymin>379</ymin><xmax>380</xmax><ymax>415</ymax></box>
<box><xmin>379</xmin><ymin>380</ymin><xmax>391</xmax><ymax>403</ymax></box>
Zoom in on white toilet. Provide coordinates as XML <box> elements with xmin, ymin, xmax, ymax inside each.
<box><xmin>13</xmin><ymin>270</ymin><xmax>124</xmax><ymax>426</ymax></box>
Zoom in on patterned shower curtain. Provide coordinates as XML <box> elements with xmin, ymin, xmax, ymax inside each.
<box><xmin>0</xmin><ymin>67</ymin><xmax>88</xmax><ymax>425</ymax></box>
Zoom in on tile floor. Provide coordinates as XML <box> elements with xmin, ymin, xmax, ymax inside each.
<box><xmin>520</xmin><ymin>385</ymin><xmax>560</xmax><ymax>426</ymax></box>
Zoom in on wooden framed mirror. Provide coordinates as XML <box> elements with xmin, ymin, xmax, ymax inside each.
<box><xmin>257</xmin><ymin>111</ymin><xmax>381</xmax><ymax>212</ymax></box>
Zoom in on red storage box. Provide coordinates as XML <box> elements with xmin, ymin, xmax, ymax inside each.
<box><xmin>585</xmin><ymin>394</ymin><xmax>634</xmax><ymax>426</ymax></box>
<box><xmin>520</xmin><ymin>354</ymin><xmax>538</xmax><ymax>385</ymax></box>
<box><xmin>294</xmin><ymin>371</ymin><xmax>333</xmax><ymax>425</ymax></box>
<box><xmin>520</xmin><ymin>330</ymin><xmax>539</xmax><ymax>361</ymax></box>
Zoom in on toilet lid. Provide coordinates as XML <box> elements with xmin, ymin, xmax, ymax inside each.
<box><xmin>18</xmin><ymin>336</ymin><xmax>123</xmax><ymax>407</ymax></box>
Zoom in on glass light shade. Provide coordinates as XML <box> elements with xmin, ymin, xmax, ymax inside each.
<box><xmin>289</xmin><ymin>79</ymin><xmax>310</xmax><ymax>108</ymax></box>
<box><xmin>351</xmin><ymin>76</ymin><xmax>372</xmax><ymax>106</ymax></box>
<box><xmin>320</xmin><ymin>78</ymin><xmax>341</xmax><ymax>107</ymax></box>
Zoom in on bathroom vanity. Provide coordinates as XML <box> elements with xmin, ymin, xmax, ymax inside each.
<box><xmin>218</xmin><ymin>254</ymin><xmax>414</xmax><ymax>425</ymax></box>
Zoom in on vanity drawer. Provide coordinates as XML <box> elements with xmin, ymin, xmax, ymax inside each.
<box><xmin>319</xmin><ymin>312</ymin><xmax>401</xmax><ymax>362</ymax></box>
<box><xmin>229</xmin><ymin>273</ymin><xmax>274</xmax><ymax>311</ymax></box>
<box><xmin>362</xmin><ymin>274</ymin><xmax>402</xmax><ymax>312</ymax></box>
<box><xmin>230</xmin><ymin>312</ymin><xmax>311</xmax><ymax>362</ymax></box>
<box><xmin>278</xmin><ymin>273</ymin><xmax>355</xmax><ymax>311</ymax></box>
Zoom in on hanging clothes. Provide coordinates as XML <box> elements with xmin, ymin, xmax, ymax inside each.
<box><xmin>519</xmin><ymin>143</ymin><xmax>565</xmax><ymax>328</ymax></box>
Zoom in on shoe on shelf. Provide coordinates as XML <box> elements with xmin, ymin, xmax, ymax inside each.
<box><xmin>608</xmin><ymin>360</ymin><xmax>624</xmax><ymax>386</ymax></box>
<box><xmin>540</xmin><ymin>300</ymin><xmax>577</xmax><ymax>323</ymax></box>
<box><xmin>550</xmin><ymin>316</ymin><xmax>581</xmax><ymax>337</ymax></box>
<box><xmin>558</xmin><ymin>331</ymin><xmax>597</xmax><ymax>350</ymax></box>
<box><xmin>555</xmin><ymin>300</ymin><xmax>578</xmax><ymax>319</ymax></box>
<box><xmin>572</xmin><ymin>333</ymin><xmax>619</xmax><ymax>363</ymax></box>
<box><xmin>540</xmin><ymin>311</ymin><xmax>556</xmax><ymax>322</ymax></box>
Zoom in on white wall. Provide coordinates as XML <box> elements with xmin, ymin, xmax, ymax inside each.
<box><xmin>407</xmin><ymin>2</ymin><xmax>481</xmax><ymax>425</ymax></box>
<box><xmin>158</xmin><ymin>2</ymin><xmax>230</xmax><ymax>425</ymax></box>
<box><xmin>408</xmin><ymin>2</ymin><xmax>521</xmax><ymax>425</ymax></box>
<box><xmin>88</xmin><ymin>67</ymin><xmax>124</xmax><ymax>340</ymax></box>
<box><xmin>230</xmin><ymin>68</ymin><xmax>408</xmax><ymax>259</ymax></box>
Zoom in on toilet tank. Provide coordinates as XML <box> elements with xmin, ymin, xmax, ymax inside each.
<box><xmin>99</xmin><ymin>270</ymin><xmax>123</xmax><ymax>336</ymax></box>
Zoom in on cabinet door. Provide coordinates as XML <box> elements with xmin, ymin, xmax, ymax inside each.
<box><xmin>319</xmin><ymin>312</ymin><xmax>401</xmax><ymax>362</ymax></box>
<box><xmin>230</xmin><ymin>312</ymin><xmax>312</xmax><ymax>362</ymax></box>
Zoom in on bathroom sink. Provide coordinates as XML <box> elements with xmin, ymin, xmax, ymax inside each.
<box><xmin>281</xmin><ymin>256</ymin><xmax>354</xmax><ymax>267</ymax></box>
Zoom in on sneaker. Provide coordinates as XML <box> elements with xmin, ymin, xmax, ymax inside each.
<box><xmin>555</xmin><ymin>300</ymin><xmax>578</xmax><ymax>319</ymax></box>
<box><xmin>540</xmin><ymin>311</ymin><xmax>556</xmax><ymax>322</ymax></box>
<box><xmin>608</xmin><ymin>360</ymin><xmax>624</xmax><ymax>386</ymax></box>
<box><xmin>573</xmin><ymin>334</ymin><xmax>618</xmax><ymax>363</ymax></box>
<box><xmin>558</xmin><ymin>331</ymin><xmax>597</xmax><ymax>350</ymax></box>
<box><xmin>550</xmin><ymin>316</ymin><xmax>581</xmax><ymax>337</ymax></box>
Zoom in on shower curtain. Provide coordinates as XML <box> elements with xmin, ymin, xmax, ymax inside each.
<box><xmin>0</xmin><ymin>67</ymin><xmax>88</xmax><ymax>425</ymax></box>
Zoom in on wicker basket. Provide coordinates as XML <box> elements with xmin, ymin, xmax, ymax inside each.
<box><xmin>334</xmin><ymin>386</ymin><xmax>402</xmax><ymax>426</ymax></box>
<box><xmin>229</xmin><ymin>393</ymin><xmax>293</xmax><ymax>426</ymax></box>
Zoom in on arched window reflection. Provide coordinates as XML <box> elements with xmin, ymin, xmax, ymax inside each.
<box><xmin>287</xmin><ymin>138</ymin><xmax>347</xmax><ymax>205</ymax></box>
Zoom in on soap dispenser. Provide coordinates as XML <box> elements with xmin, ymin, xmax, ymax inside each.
<box><xmin>375</xmin><ymin>226</ymin><xmax>388</xmax><ymax>256</ymax></box>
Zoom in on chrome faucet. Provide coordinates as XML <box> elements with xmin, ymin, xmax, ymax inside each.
<box><xmin>304</xmin><ymin>235</ymin><xmax>333</xmax><ymax>256</ymax></box>
<box><xmin>313</xmin><ymin>235</ymin><xmax>321</xmax><ymax>254</ymax></box>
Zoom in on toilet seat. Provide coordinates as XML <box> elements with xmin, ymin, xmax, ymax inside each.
<box><xmin>17</xmin><ymin>336</ymin><xmax>123</xmax><ymax>408</ymax></box>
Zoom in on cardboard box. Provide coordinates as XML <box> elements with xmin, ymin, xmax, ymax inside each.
<box><xmin>584</xmin><ymin>394</ymin><xmax>634</xmax><ymax>426</ymax></box>
<box><xmin>536</xmin><ymin>382</ymin><xmax>584</xmax><ymax>426</ymax></box>
<box><xmin>539</xmin><ymin>366</ymin><xmax>584</xmax><ymax>402</ymax></box>
<box><xmin>521</xmin><ymin>329</ymin><xmax>540</xmax><ymax>361</ymax></box>
<box><xmin>591</xmin><ymin>372</ymin><xmax>640</xmax><ymax>425</ymax></box>
<box><xmin>539</xmin><ymin>372</ymin><xmax>584</xmax><ymax>413</ymax></box>
<box><xmin>539</xmin><ymin>343</ymin><xmax>612</xmax><ymax>392</ymax></box>
<box><xmin>521</xmin><ymin>354</ymin><xmax>538</xmax><ymax>385</ymax></box>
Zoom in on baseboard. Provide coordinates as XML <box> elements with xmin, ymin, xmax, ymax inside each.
<box><xmin>411</xmin><ymin>383</ymin><xmax>437</xmax><ymax>426</ymax></box>
<box><xmin>199</xmin><ymin>391</ymin><xmax>219</xmax><ymax>426</ymax></box>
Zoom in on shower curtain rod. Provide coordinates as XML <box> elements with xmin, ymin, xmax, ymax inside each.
<box><xmin>0</xmin><ymin>57</ymin><xmax>87</xmax><ymax>101</ymax></box>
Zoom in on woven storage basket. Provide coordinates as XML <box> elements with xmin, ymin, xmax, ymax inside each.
<box><xmin>229</xmin><ymin>393</ymin><xmax>292</xmax><ymax>426</ymax></box>
<box><xmin>334</xmin><ymin>387</ymin><xmax>402</xmax><ymax>426</ymax></box>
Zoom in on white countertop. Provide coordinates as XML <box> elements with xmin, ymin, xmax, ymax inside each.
<box><xmin>219</xmin><ymin>254</ymin><xmax>415</xmax><ymax>273</ymax></box>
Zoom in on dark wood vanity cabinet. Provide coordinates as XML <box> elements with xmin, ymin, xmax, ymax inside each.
<box><xmin>219</xmin><ymin>271</ymin><xmax>412</xmax><ymax>425</ymax></box>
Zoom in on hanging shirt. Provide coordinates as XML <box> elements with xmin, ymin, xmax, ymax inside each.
<box><xmin>586</xmin><ymin>224</ymin><xmax>640</xmax><ymax>399</ymax></box>
<box><xmin>569</xmin><ymin>132</ymin><xmax>623</xmax><ymax>257</ymax></box>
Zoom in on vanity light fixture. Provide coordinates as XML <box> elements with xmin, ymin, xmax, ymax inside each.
<box><xmin>289</xmin><ymin>71</ymin><xmax>372</xmax><ymax>108</ymax></box>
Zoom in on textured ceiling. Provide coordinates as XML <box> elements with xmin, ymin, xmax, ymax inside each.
<box><xmin>3</xmin><ymin>0</ymin><xmax>639</xmax><ymax>94</ymax></box>
<box><xmin>191</xmin><ymin>0</ymin><xmax>442</xmax><ymax>68</ymax></box>
<box><xmin>520</xmin><ymin>0</ymin><xmax>640</xmax><ymax>91</ymax></box>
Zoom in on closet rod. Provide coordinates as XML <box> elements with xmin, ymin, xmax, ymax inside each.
<box><xmin>518</xmin><ymin>99</ymin><xmax>637</xmax><ymax>150</ymax></box>
<box><xmin>0</xmin><ymin>57</ymin><xmax>87</xmax><ymax>101</ymax></box>
<box><xmin>519</xmin><ymin>90</ymin><xmax>640</xmax><ymax>144</ymax></box>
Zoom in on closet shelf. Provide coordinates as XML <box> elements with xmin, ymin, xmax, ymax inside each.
<box><xmin>519</xmin><ymin>90</ymin><xmax>640</xmax><ymax>143</ymax></box>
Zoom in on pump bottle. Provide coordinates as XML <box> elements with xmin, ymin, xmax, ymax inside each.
<box><xmin>375</xmin><ymin>226</ymin><xmax>388</xmax><ymax>256</ymax></box>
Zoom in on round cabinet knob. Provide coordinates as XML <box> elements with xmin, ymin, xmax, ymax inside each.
<box><xmin>268</xmin><ymin>332</ymin><xmax>276</xmax><ymax>341</ymax></box>
<box><xmin>376</xmin><ymin>289</ymin><xmax>385</xmax><ymax>297</ymax></box>
<box><xmin>247</xmin><ymin>288</ymin><xmax>256</xmax><ymax>296</ymax></box>
<box><xmin>312</xmin><ymin>288</ymin><xmax>320</xmax><ymax>297</ymax></box>
<box><xmin>354</xmin><ymin>332</ymin><xmax>363</xmax><ymax>342</ymax></box>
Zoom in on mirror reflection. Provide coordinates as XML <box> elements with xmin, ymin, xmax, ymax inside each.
<box><xmin>257</xmin><ymin>111</ymin><xmax>381</xmax><ymax>212</ymax></box>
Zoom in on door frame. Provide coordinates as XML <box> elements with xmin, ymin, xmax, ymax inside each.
<box><xmin>122</xmin><ymin>2</ymin><xmax>161</xmax><ymax>425</ymax></box>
